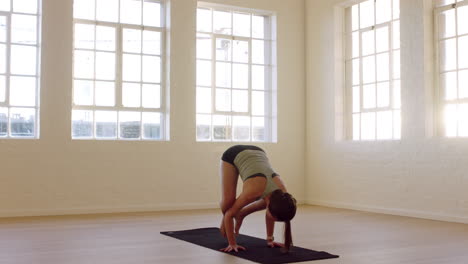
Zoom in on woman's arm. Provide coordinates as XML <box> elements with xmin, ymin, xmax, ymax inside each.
<box><xmin>234</xmin><ymin>199</ymin><xmax>267</xmax><ymax>234</ymax></box>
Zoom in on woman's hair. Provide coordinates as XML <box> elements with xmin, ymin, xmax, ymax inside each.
<box><xmin>268</xmin><ymin>189</ymin><xmax>297</xmax><ymax>253</ymax></box>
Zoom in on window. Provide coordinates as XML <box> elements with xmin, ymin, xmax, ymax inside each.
<box><xmin>196</xmin><ymin>4</ymin><xmax>276</xmax><ymax>142</ymax></box>
<box><xmin>345</xmin><ymin>0</ymin><xmax>400</xmax><ymax>141</ymax></box>
<box><xmin>435</xmin><ymin>0</ymin><xmax>468</xmax><ymax>137</ymax></box>
<box><xmin>0</xmin><ymin>0</ymin><xmax>41</xmax><ymax>138</ymax></box>
<box><xmin>72</xmin><ymin>0</ymin><xmax>166</xmax><ymax>140</ymax></box>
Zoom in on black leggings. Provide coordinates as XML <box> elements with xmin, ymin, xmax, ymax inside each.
<box><xmin>221</xmin><ymin>145</ymin><xmax>264</xmax><ymax>165</ymax></box>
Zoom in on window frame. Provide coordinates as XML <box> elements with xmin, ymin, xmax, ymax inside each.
<box><xmin>71</xmin><ymin>0</ymin><xmax>167</xmax><ymax>141</ymax></box>
<box><xmin>196</xmin><ymin>2</ymin><xmax>276</xmax><ymax>142</ymax></box>
<box><xmin>0</xmin><ymin>0</ymin><xmax>42</xmax><ymax>139</ymax></box>
<box><xmin>344</xmin><ymin>0</ymin><xmax>401</xmax><ymax>141</ymax></box>
<box><xmin>434</xmin><ymin>0</ymin><xmax>468</xmax><ymax>138</ymax></box>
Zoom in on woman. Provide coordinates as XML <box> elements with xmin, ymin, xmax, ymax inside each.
<box><xmin>219</xmin><ymin>145</ymin><xmax>297</xmax><ymax>253</ymax></box>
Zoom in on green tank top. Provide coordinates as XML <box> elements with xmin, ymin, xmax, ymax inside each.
<box><xmin>233</xmin><ymin>150</ymin><xmax>279</xmax><ymax>198</ymax></box>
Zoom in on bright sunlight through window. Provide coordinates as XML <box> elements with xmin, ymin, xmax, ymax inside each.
<box><xmin>0</xmin><ymin>0</ymin><xmax>40</xmax><ymax>138</ymax></box>
<box><xmin>345</xmin><ymin>0</ymin><xmax>401</xmax><ymax>141</ymax></box>
<box><xmin>435</xmin><ymin>0</ymin><xmax>468</xmax><ymax>137</ymax></box>
<box><xmin>196</xmin><ymin>4</ymin><xmax>276</xmax><ymax>142</ymax></box>
<box><xmin>72</xmin><ymin>0</ymin><xmax>166</xmax><ymax>140</ymax></box>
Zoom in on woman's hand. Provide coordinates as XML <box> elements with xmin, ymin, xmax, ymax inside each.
<box><xmin>234</xmin><ymin>213</ymin><xmax>244</xmax><ymax>235</ymax></box>
<box><xmin>267</xmin><ymin>241</ymin><xmax>284</xmax><ymax>248</ymax></box>
<box><xmin>220</xmin><ymin>244</ymin><xmax>246</xmax><ymax>252</ymax></box>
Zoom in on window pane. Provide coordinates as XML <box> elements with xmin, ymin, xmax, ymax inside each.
<box><xmin>458</xmin><ymin>5</ymin><xmax>468</xmax><ymax>36</ymax></box>
<box><xmin>252</xmin><ymin>91</ymin><xmax>264</xmax><ymax>115</ymax></box>
<box><xmin>458</xmin><ymin>36</ymin><xmax>468</xmax><ymax>69</ymax></box>
<box><xmin>353</xmin><ymin>114</ymin><xmax>360</xmax><ymax>140</ymax></box>
<box><xmin>143</xmin><ymin>30</ymin><xmax>161</xmax><ymax>55</ymax></box>
<box><xmin>213</xmin><ymin>115</ymin><xmax>231</xmax><ymax>140</ymax></box>
<box><xmin>95</xmin><ymin>111</ymin><xmax>117</xmax><ymax>139</ymax></box>
<box><xmin>376</xmin><ymin>26</ymin><xmax>389</xmax><ymax>53</ymax></box>
<box><xmin>142</xmin><ymin>55</ymin><xmax>160</xmax><ymax>83</ymax></box>
<box><xmin>119</xmin><ymin>111</ymin><xmax>141</xmax><ymax>139</ymax></box>
<box><xmin>441</xmin><ymin>71</ymin><xmax>457</xmax><ymax>100</ymax></box>
<box><xmin>95</xmin><ymin>81</ymin><xmax>115</xmax><ymax>106</ymax></box>
<box><xmin>359</xmin><ymin>0</ymin><xmax>374</xmax><ymax>29</ymax></box>
<box><xmin>11</xmin><ymin>45</ymin><xmax>37</xmax><ymax>75</ymax></box>
<box><xmin>375</xmin><ymin>0</ymin><xmax>391</xmax><ymax>24</ymax></box>
<box><xmin>393</xmin><ymin>0</ymin><xmax>400</xmax><ymax>19</ymax></box>
<box><xmin>197</xmin><ymin>60</ymin><xmax>211</xmax><ymax>86</ymax></box>
<box><xmin>233</xmin><ymin>13</ymin><xmax>250</xmax><ymax>37</ymax></box>
<box><xmin>232</xmin><ymin>90</ymin><xmax>248</xmax><ymax>112</ymax></box>
<box><xmin>351</xmin><ymin>5</ymin><xmax>358</xmax><ymax>31</ymax></box>
<box><xmin>362</xmin><ymin>55</ymin><xmax>376</xmax><ymax>84</ymax></box>
<box><xmin>252</xmin><ymin>65</ymin><xmax>265</xmax><ymax>90</ymax></box>
<box><xmin>363</xmin><ymin>83</ymin><xmax>376</xmax><ymax>108</ymax></box>
<box><xmin>252</xmin><ymin>40</ymin><xmax>265</xmax><ymax>64</ymax></box>
<box><xmin>72</xmin><ymin>110</ymin><xmax>93</xmax><ymax>138</ymax></box>
<box><xmin>142</xmin><ymin>112</ymin><xmax>161</xmax><ymax>139</ymax></box>
<box><xmin>122</xmin><ymin>54</ymin><xmax>141</xmax><ymax>82</ymax></box>
<box><xmin>392</xmin><ymin>20</ymin><xmax>400</xmax><ymax>49</ymax></box>
<box><xmin>74</xmin><ymin>24</ymin><xmax>95</xmax><ymax>50</ymax></box>
<box><xmin>96</xmin><ymin>26</ymin><xmax>116</xmax><ymax>51</ymax></box>
<box><xmin>142</xmin><ymin>84</ymin><xmax>160</xmax><ymax>108</ymax></box>
<box><xmin>377</xmin><ymin>52</ymin><xmax>389</xmax><ymax>81</ymax></box>
<box><xmin>10</xmin><ymin>107</ymin><xmax>35</xmax><ymax>137</ymax></box>
<box><xmin>74</xmin><ymin>50</ymin><xmax>94</xmax><ymax>79</ymax></box>
<box><xmin>252</xmin><ymin>116</ymin><xmax>265</xmax><ymax>141</ymax></box>
<box><xmin>232</xmin><ymin>63</ymin><xmax>248</xmax><ymax>89</ymax></box>
<box><xmin>377</xmin><ymin>110</ymin><xmax>392</xmax><ymax>140</ymax></box>
<box><xmin>122</xmin><ymin>82</ymin><xmax>141</xmax><ymax>107</ymax></box>
<box><xmin>14</xmin><ymin>0</ymin><xmax>38</xmax><ymax>14</ymax></box>
<box><xmin>353</xmin><ymin>86</ymin><xmax>360</xmax><ymax>112</ymax></box>
<box><xmin>197</xmin><ymin>33</ymin><xmax>211</xmax><ymax>59</ymax></box>
<box><xmin>74</xmin><ymin>80</ymin><xmax>93</xmax><ymax>105</ymax></box>
<box><xmin>440</xmin><ymin>38</ymin><xmax>456</xmax><ymax>71</ymax></box>
<box><xmin>215</xmin><ymin>88</ymin><xmax>231</xmax><ymax>111</ymax></box>
<box><xmin>0</xmin><ymin>107</ymin><xmax>7</xmax><ymax>136</ymax></box>
<box><xmin>0</xmin><ymin>1</ymin><xmax>10</xmax><ymax>12</ymax></box>
<box><xmin>233</xmin><ymin>40</ymin><xmax>249</xmax><ymax>63</ymax></box>
<box><xmin>213</xmin><ymin>10</ymin><xmax>232</xmax><ymax>35</ymax></box>
<box><xmin>0</xmin><ymin>75</ymin><xmax>5</xmax><ymax>102</ymax></box>
<box><xmin>216</xmin><ymin>62</ymin><xmax>231</xmax><ymax>88</ymax></box>
<box><xmin>377</xmin><ymin>82</ymin><xmax>390</xmax><ymax>107</ymax></box>
<box><xmin>0</xmin><ymin>44</ymin><xmax>4</xmax><ymax>73</ymax></box>
<box><xmin>123</xmin><ymin>28</ymin><xmax>142</xmax><ymax>53</ymax></box>
<box><xmin>361</xmin><ymin>112</ymin><xmax>376</xmax><ymax>140</ymax></box>
<box><xmin>74</xmin><ymin>0</ymin><xmax>95</xmax><ymax>20</ymax></box>
<box><xmin>95</xmin><ymin>52</ymin><xmax>116</xmax><ymax>80</ymax></box>
<box><xmin>216</xmin><ymin>38</ymin><xmax>232</xmax><ymax>61</ymax></box>
<box><xmin>0</xmin><ymin>17</ymin><xmax>6</xmax><ymax>42</ymax></box>
<box><xmin>10</xmin><ymin>76</ymin><xmax>36</xmax><ymax>107</ymax></box>
<box><xmin>352</xmin><ymin>59</ymin><xmax>360</xmax><ymax>85</ymax></box>
<box><xmin>233</xmin><ymin>116</ymin><xmax>250</xmax><ymax>141</ymax></box>
<box><xmin>393</xmin><ymin>50</ymin><xmax>400</xmax><ymax>79</ymax></box>
<box><xmin>445</xmin><ymin>104</ymin><xmax>457</xmax><ymax>137</ymax></box>
<box><xmin>352</xmin><ymin>32</ymin><xmax>359</xmax><ymax>58</ymax></box>
<box><xmin>197</xmin><ymin>114</ymin><xmax>211</xmax><ymax>140</ymax></box>
<box><xmin>11</xmin><ymin>14</ymin><xmax>37</xmax><ymax>45</ymax></box>
<box><xmin>393</xmin><ymin>80</ymin><xmax>401</xmax><ymax>108</ymax></box>
<box><xmin>96</xmin><ymin>0</ymin><xmax>119</xmax><ymax>22</ymax></box>
<box><xmin>439</xmin><ymin>9</ymin><xmax>456</xmax><ymax>39</ymax></box>
<box><xmin>459</xmin><ymin>70</ymin><xmax>468</xmax><ymax>99</ymax></box>
<box><xmin>196</xmin><ymin>87</ymin><xmax>211</xmax><ymax>113</ymax></box>
<box><xmin>252</xmin><ymin>15</ymin><xmax>265</xmax><ymax>39</ymax></box>
<box><xmin>197</xmin><ymin>8</ymin><xmax>212</xmax><ymax>33</ymax></box>
<box><xmin>143</xmin><ymin>1</ymin><xmax>161</xmax><ymax>27</ymax></box>
<box><xmin>362</xmin><ymin>30</ymin><xmax>375</xmax><ymax>56</ymax></box>
<box><xmin>120</xmin><ymin>0</ymin><xmax>142</xmax><ymax>25</ymax></box>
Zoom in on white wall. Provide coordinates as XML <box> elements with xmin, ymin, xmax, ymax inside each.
<box><xmin>306</xmin><ymin>0</ymin><xmax>468</xmax><ymax>224</ymax></box>
<box><xmin>0</xmin><ymin>0</ymin><xmax>306</xmax><ymax>218</ymax></box>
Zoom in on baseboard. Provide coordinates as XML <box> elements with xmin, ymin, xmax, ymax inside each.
<box><xmin>307</xmin><ymin>200</ymin><xmax>468</xmax><ymax>224</ymax></box>
<box><xmin>0</xmin><ymin>200</ymin><xmax>307</xmax><ymax>218</ymax></box>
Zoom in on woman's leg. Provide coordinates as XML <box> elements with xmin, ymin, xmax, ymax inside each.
<box><xmin>219</xmin><ymin>160</ymin><xmax>239</xmax><ymax>214</ymax></box>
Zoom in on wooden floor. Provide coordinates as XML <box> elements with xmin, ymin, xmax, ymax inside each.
<box><xmin>1</xmin><ymin>205</ymin><xmax>468</xmax><ymax>264</ymax></box>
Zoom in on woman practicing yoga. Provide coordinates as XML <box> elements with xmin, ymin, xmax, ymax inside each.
<box><xmin>219</xmin><ymin>145</ymin><xmax>297</xmax><ymax>253</ymax></box>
